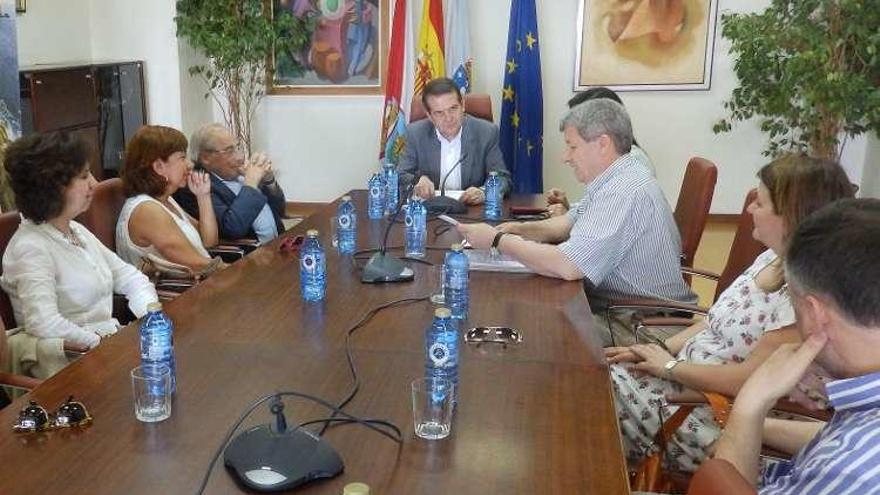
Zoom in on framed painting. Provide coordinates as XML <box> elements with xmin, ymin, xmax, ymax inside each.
<box><xmin>574</xmin><ymin>0</ymin><xmax>719</xmax><ymax>91</ymax></box>
<box><xmin>269</xmin><ymin>0</ymin><xmax>389</xmax><ymax>95</ymax></box>
<box><xmin>15</xmin><ymin>0</ymin><xmax>24</xmax><ymax>13</ymax></box>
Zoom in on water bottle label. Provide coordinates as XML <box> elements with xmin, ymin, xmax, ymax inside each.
<box><xmin>338</xmin><ymin>214</ymin><xmax>352</xmax><ymax>228</ymax></box>
<box><xmin>369</xmin><ymin>186</ymin><xmax>382</xmax><ymax>198</ymax></box>
<box><xmin>301</xmin><ymin>254</ymin><xmax>318</xmax><ymax>273</ymax></box>
<box><xmin>404</xmin><ymin>213</ymin><xmax>414</xmax><ymax>227</ymax></box>
<box><xmin>428</xmin><ymin>342</ymin><xmax>451</xmax><ymax>366</ymax></box>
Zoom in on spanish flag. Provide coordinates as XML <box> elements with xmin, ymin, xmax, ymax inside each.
<box><xmin>413</xmin><ymin>0</ymin><xmax>445</xmax><ymax>96</ymax></box>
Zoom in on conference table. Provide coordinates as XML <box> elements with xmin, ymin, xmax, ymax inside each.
<box><xmin>0</xmin><ymin>191</ymin><xmax>630</xmax><ymax>494</ymax></box>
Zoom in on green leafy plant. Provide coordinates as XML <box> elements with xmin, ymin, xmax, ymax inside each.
<box><xmin>714</xmin><ymin>0</ymin><xmax>880</xmax><ymax>159</ymax></box>
<box><xmin>175</xmin><ymin>0</ymin><xmax>314</xmax><ymax>152</ymax></box>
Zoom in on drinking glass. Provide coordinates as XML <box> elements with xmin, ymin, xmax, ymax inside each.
<box><xmin>131</xmin><ymin>364</ymin><xmax>172</xmax><ymax>423</ymax></box>
<box><xmin>411</xmin><ymin>377</ymin><xmax>454</xmax><ymax>440</ymax></box>
<box><xmin>429</xmin><ymin>263</ymin><xmax>446</xmax><ymax>305</ymax></box>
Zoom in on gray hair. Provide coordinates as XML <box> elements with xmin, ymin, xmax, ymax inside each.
<box><xmin>559</xmin><ymin>99</ymin><xmax>633</xmax><ymax>154</ymax></box>
<box><xmin>188</xmin><ymin>123</ymin><xmax>228</xmax><ymax>162</ymax></box>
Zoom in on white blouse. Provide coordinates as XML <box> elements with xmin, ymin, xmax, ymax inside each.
<box><xmin>116</xmin><ymin>194</ymin><xmax>210</xmax><ymax>268</ymax></box>
<box><xmin>0</xmin><ymin>217</ymin><xmax>158</xmax><ymax>348</ymax></box>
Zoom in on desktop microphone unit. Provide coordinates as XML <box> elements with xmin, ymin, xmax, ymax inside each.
<box><xmin>424</xmin><ymin>154</ymin><xmax>468</xmax><ymax>215</ymax></box>
<box><xmin>224</xmin><ymin>397</ymin><xmax>344</xmax><ymax>492</ymax></box>
<box><xmin>361</xmin><ymin>179</ymin><xmax>417</xmax><ymax>283</ymax></box>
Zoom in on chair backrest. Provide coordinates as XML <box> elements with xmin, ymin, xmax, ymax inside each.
<box><xmin>715</xmin><ymin>188</ymin><xmax>766</xmax><ymax>300</ymax></box>
<box><xmin>76</xmin><ymin>178</ymin><xmax>125</xmax><ymax>251</ymax></box>
<box><xmin>687</xmin><ymin>458</ymin><xmax>757</xmax><ymax>495</ymax></box>
<box><xmin>409</xmin><ymin>93</ymin><xmax>494</xmax><ymax>123</ymax></box>
<box><xmin>675</xmin><ymin>157</ymin><xmax>718</xmax><ymax>268</ymax></box>
<box><xmin>0</xmin><ymin>212</ymin><xmax>21</xmax><ymax>329</ymax></box>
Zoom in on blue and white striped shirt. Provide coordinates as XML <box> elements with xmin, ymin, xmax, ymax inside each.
<box><xmin>557</xmin><ymin>152</ymin><xmax>695</xmax><ymax>304</ymax></box>
<box><xmin>761</xmin><ymin>371</ymin><xmax>880</xmax><ymax>494</ymax></box>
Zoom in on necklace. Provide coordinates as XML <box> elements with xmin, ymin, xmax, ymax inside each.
<box><xmin>52</xmin><ymin>224</ymin><xmax>85</xmax><ymax>249</ymax></box>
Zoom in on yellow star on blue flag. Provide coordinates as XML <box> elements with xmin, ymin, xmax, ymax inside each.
<box><xmin>500</xmin><ymin>0</ymin><xmax>543</xmax><ymax>193</ymax></box>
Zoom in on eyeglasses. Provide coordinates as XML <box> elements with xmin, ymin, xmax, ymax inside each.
<box><xmin>13</xmin><ymin>396</ymin><xmax>92</xmax><ymax>433</ymax></box>
<box><xmin>208</xmin><ymin>143</ymin><xmax>245</xmax><ymax>156</ymax></box>
<box><xmin>464</xmin><ymin>326</ymin><xmax>523</xmax><ymax>347</ymax></box>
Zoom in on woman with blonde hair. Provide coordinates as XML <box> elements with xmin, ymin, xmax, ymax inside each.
<box><xmin>116</xmin><ymin>125</ymin><xmax>221</xmax><ymax>274</ymax></box>
<box><xmin>606</xmin><ymin>154</ymin><xmax>854</xmax><ymax>471</ymax></box>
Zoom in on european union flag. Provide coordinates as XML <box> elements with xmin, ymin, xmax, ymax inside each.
<box><xmin>499</xmin><ymin>0</ymin><xmax>543</xmax><ymax>194</ymax></box>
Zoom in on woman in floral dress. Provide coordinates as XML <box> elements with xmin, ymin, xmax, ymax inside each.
<box><xmin>605</xmin><ymin>154</ymin><xmax>854</xmax><ymax>471</ymax></box>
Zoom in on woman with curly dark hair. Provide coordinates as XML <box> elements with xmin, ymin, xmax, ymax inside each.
<box><xmin>0</xmin><ymin>132</ymin><xmax>157</xmax><ymax>350</ymax></box>
<box><xmin>116</xmin><ymin>125</ymin><xmax>220</xmax><ymax>273</ymax></box>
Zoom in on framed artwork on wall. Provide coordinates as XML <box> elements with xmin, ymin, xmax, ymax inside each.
<box><xmin>269</xmin><ymin>0</ymin><xmax>389</xmax><ymax>96</ymax></box>
<box><xmin>574</xmin><ymin>0</ymin><xmax>719</xmax><ymax>91</ymax></box>
<box><xmin>15</xmin><ymin>0</ymin><xmax>25</xmax><ymax>13</ymax></box>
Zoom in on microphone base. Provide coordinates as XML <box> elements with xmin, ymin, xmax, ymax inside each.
<box><xmin>424</xmin><ymin>195</ymin><xmax>467</xmax><ymax>215</ymax></box>
<box><xmin>224</xmin><ymin>424</ymin><xmax>344</xmax><ymax>492</ymax></box>
<box><xmin>361</xmin><ymin>252</ymin><xmax>415</xmax><ymax>283</ymax></box>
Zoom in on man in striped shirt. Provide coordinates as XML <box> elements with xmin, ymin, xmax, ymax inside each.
<box><xmin>713</xmin><ymin>199</ymin><xmax>880</xmax><ymax>494</ymax></box>
<box><xmin>457</xmin><ymin>99</ymin><xmax>695</xmax><ymax>345</ymax></box>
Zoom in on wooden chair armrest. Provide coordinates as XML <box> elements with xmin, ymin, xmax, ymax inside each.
<box><xmin>208</xmin><ymin>245</ymin><xmax>245</xmax><ymax>263</ymax></box>
<box><xmin>639</xmin><ymin>316</ymin><xmax>697</xmax><ymax>328</ymax></box>
<box><xmin>0</xmin><ymin>371</ymin><xmax>42</xmax><ymax>390</ymax></box>
<box><xmin>606</xmin><ymin>298</ymin><xmax>710</xmax><ymax>317</ymax></box>
<box><xmin>218</xmin><ymin>238</ymin><xmax>259</xmax><ymax>254</ymax></box>
<box><xmin>681</xmin><ymin>266</ymin><xmax>721</xmax><ymax>281</ymax></box>
<box><xmin>770</xmin><ymin>398</ymin><xmax>832</xmax><ymax>422</ymax></box>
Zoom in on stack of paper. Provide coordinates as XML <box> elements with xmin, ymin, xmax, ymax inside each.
<box><xmin>464</xmin><ymin>249</ymin><xmax>533</xmax><ymax>273</ymax></box>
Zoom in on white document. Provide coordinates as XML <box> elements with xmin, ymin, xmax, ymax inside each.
<box><xmin>464</xmin><ymin>249</ymin><xmax>533</xmax><ymax>273</ymax></box>
<box><xmin>435</xmin><ymin>189</ymin><xmax>464</xmax><ymax>201</ymax></box>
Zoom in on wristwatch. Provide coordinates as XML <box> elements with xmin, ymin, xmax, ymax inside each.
<box><xmin>490</xmin><ymin>231</ymin><xmax>507</xmax><ymax>257</ymax></box>
<box><xmin>663</xmin><ymin>358</ymin><xmax>683</xmax><ymax>379</ymax></box>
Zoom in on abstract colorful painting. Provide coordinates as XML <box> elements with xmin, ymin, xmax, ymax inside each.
<box><xmin>574</xmin><ymin>0</ymin><xmax>719</xmax><ymax>91</ymax></box>
<box><xmin>270</xmin><ymin>0</ymin><xmax>388</xmax><ymax>95</ymax></box>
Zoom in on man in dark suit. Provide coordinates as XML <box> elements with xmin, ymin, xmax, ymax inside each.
<box><xmin>174</xmin><ymin>124</ymin><xmax>286</xmax><ymax>243</ymax></box>
<box><xmin>398</xmin><ymin>77</ymin><xmax>510</xmax><ymax>205</ymax></box>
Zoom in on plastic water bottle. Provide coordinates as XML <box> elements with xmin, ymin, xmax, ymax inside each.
<box><xmin>383</xmin><ymin>162</ymin><xmax>399</xmax><ymax>215</ymax></box>
<box><xmin>336</xmin><ymin>195</ymin><xmax>357</xmax><ymax>254</ymax></box>
<box><xmin>425</xmin><ymin>307</ymin><xmax>459</xmax><ymax>405</ymax></box>
<box><xmin>484</xmin><ymin>171</ymin><xmax>502</xmax><ymax>221</ymax></box>
<box><xmin>367</xmin><ymin>173</ymin><xmax>386</xmax><ymax>220</ymax></box>
<box><xmin>300</xmin><ymin>229</ymin><xmax>326</xmax><ymax>301</ymax></box>
<box><xmin>140</xmin><ymin>302</ymin><xmax>176</xmax><ymax>393</ymax></box>
<box><xmin>405</xmin><ymin>196</ymin><xmax>427</xmax><ymax>258</ymax></box>
<box><xmin>443</xmin><ymin>244</ymin><xmax>469</xmax><ymax>320</ymax></box>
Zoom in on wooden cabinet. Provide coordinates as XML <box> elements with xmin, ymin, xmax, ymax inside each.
<box><xmin>19</xmin><ymin>61</ymin><xmax>146</xmax><ymax>180</ymax></box>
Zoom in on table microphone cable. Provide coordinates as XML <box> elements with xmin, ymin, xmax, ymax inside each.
<box><xmin>194</xmin><ymin>390</ymin><xmax>403</xmax><ymax>495</ymax></box>
<box><xmin>318</xmin><ymin>295</ymin><xmax>429</xmax><ymax>436</ymax></box>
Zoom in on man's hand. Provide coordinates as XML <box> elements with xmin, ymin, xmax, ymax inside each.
<box><xmin>243</xmin><ymin>152</ymin><xmax>270</xmax><ymax>188</ymax></box>
<box><xmin>545</xmin><ymin>188</ymin><xmax>570</xmax><ymax>209</ymax></box>
<box><xmin>456</xmin><ymin>222</ymin><xmax>499</xmax><ymax>250</ymax></box>
<box><xmin>629</xmin><ymin>344</ymin><xmax>677</xmax><ymax>378</ymax></box>
<box><xmin>736</xmin><ymin>333</ymin><xmax>828</xmax><ymax>414</ymax></box>
<box><xmin>605</xmin><ymin>346</ymin><xmax>644</xmax><ymax>364</ymax></box>
<box><xmin>414</xmin><ymin>176</ymin><xmax>435</xmax><ymax>200</ymax></box>
<box><xmin>459</xmin><ymin>187</ymin><xmax>485</xmax><ymax>205</ymax></box>
<box><xmin>547</xmin><ymin>203</ymin><xmax>568</xmax><ymax>217</ymax></box>
<box><xmin>188</xmin><ymin>170</ymin><xmax>212</xmax><ymax>197</ymax></box>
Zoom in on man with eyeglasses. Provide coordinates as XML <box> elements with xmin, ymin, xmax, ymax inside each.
<box><xmin>457</xmin><ymin>99</ymin><xmax>694</xmax><ymax>346</ymax></box>
<box><xmin>173</xmin><ymin>124</ymin><xmax>286</xmax><ymax>243</ymax></box>
<box><xmin>398</xmin><ymin>77</ymin><xmax>510</xmax><ymax>205</ymax></box>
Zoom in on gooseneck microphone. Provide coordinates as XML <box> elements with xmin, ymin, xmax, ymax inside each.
<box><xmin>424</xmin><ymin>153</ymin><xmax>469</xmax><ymax>215</ymax></box>
<box><xmin>361</xmin><ymin>179</ymin><xmax>417</xmax><ymax>283</ymax></box>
